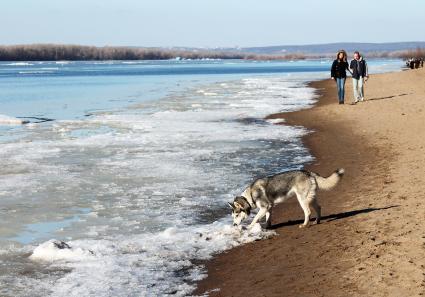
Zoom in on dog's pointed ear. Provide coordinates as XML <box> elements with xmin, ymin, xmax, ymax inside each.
<box><xmin>233</xmin><ymin>201</ymin><xmax>242</xmax><ymax>209</ymax></box>
<box><xmin>227</xmin><ymin>202</ymin><xmax>235</xmax><ymax>209</ymax></box>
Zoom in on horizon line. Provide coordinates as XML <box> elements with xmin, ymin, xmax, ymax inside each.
<box><xmin>1</xmin><ymin>41</ymin><xmax>425</xmax><ymax>49</ymax></box>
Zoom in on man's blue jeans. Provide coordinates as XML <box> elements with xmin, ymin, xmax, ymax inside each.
<box><xmin>336</xmin><ymin>77</ymin><xmax>346</xmax><ymax>103</ymax></box>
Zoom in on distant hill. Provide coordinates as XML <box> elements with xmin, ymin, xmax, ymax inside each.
<box><xmin>166</xmin><ymin>42</ymin><xmax>425</xmax><ymax>59</ymax></box>
<box><xmin>227</xmin><ymin>42</ymin><xmax>425</xmax><ymax>55</ymax></box>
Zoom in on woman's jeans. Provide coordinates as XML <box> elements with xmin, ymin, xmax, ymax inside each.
<box><xmin>335</xmin><ymin>77</ymin><xmax>346</xmax><ymax>103</ymax></box>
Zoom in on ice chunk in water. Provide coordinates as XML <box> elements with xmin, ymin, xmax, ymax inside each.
<box><xmin>0</xmin><ymin>114</ymin><xmax>24</xmax><ymax>125</ymax></box>
<box><xmin>30</xmin><ymin>239</ymin><xmax>93</xmax><ymax>262</ymax></box>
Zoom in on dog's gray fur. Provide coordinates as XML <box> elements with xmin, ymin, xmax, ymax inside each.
<box><xmin>228</xmin><ymin>168</ymin><xmax>345</xmax><ymax>229</ymax></box>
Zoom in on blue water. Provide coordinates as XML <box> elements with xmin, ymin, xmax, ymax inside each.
<box><xmin>0</xmin><ymin>59</ymin><xmax>402</xmax><ymax>297</ymax></box>
<box><xmin>0</xmin><ymin>60</ymin><xmax>331</xmax><ymax>120</ymax></box>
<box><xmin>10</xmin><ymin>208</ymin><xmax>91</xmax><ymax>245</ymax></box>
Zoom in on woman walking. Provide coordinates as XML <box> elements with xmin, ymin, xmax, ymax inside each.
<box><xmin>331</xmin><ymin>50</ymin><xmax>351</xmax><ymax>104</ymax></box>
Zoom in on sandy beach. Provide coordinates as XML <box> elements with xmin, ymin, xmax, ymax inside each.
<box><xmin>195</xmin><ymin>67</ymin><xmax>425</xmax><ymax>297</ymax></box>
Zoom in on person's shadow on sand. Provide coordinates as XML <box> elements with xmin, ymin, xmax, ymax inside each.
<box><xmin>270</xmin><ymin>205</ymin><xmax>399</xmax><ymax>229</ymax></box>
<box><xmin>367</xmin><ymin>93</ymin><xmax>409</xmax><ymax>101</ymax></box>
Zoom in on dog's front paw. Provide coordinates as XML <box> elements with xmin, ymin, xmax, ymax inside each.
<box><xmin>247</xmin><ymin>223</ymin><xmax>263</xmax><ymax>232</ymax></box>
<box><xmin>298</xmin><ymin>224</ymin><xmax>309</xmax><ymax>229</ymax></box>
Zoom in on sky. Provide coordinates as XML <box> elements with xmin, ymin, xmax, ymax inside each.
<box><xmin>2</xmin><ymin>0</ymin><xmax>425</xmax><ymax>48</ymax></box>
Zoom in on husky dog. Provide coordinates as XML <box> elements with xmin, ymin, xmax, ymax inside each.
<box><xmin>228</xmin><ymin>168</ymin><xmax>344</xmax><ymax>229</ymax></box>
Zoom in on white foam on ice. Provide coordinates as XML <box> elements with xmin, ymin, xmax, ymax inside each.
<box><xmin>267</xmin><ymin>118</ymin><xmax>286</xmax><ymax>124</ymax></box>
<box><xmin>4</xmin><ymin>62</ymin><xmax>34</xmax><ymax>66</ymax></box>
<box><xmin>30</xmin><ymin>240</ymin><xmax>94</xmax><ymax>262</ymax></box>
<box><xmin>0</xmin><ymin>114</ymin><xmax>23</xmax><ymax>125</ymax></box>
<box><xmin>19</xmin><ymin>71</ymin><xmax>54</xmax><ymax>74</ymax></box>
<box><xmin>25</xmin><ymin>220</ymin><xmax>274</xmax><ymax>297</ymax></box>
<box><xmin>0</xmin><ymin>75</ymin><xmax>319</xmax><ymax>296</ymax></box>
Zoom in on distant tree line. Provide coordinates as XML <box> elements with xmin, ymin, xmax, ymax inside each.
<box><xmin>0</xmin><ymin>44</ymin><xmax>249</xmax><ymax>61</ymax></box>
<box><xmin>396</xmin><ymin>47</ymin><xmax>425</xmax><ymax>60</ymax></box>
<box><xmin>0</xmin><ymin>44</ymin><xmax>310</xmax><ymax>61</ymax></box>
<box><xmin>0</xmin><ymin>44</ymin><xmax>423</xmax><ymax>61</ymax></box>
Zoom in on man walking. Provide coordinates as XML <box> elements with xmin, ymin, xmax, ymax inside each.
<box><xmin>350</xmin><ymin>51</ymin><xmax>369</xmax><ymax>104</ymax></box>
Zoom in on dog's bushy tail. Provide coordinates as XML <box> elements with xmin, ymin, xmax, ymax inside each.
<box><xmin>313</xmin><ymin>168</ymin><xmax>345</xmax><ymax>191</ymax></box>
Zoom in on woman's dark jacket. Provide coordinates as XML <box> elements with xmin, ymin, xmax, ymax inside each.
<box><xmin>331</xmin><ymin>60</ymin><xmax>349</xmax><ymax>78</ymax></box>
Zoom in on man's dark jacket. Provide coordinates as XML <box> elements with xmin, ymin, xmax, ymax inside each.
<box><xmin>350</xmin><ymin>58</ymin><xmax>368</xmax><ymax>79</ymax></box>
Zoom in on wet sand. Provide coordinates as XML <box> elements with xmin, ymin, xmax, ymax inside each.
<box><xmin>194</xmin><ymin>67</ymin><xmax>425</xmax><ymax>296</ymax></box>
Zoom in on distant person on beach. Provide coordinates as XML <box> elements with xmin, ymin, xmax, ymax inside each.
<box><xmin>331</xmin><ymin>50</ymin><xmax>351</xmax><ymax>104</ymax></box>
<box><xmin>350</xmin><ymin>51</ymin><xmax>369</xmax><ymax>104</ymax></box>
